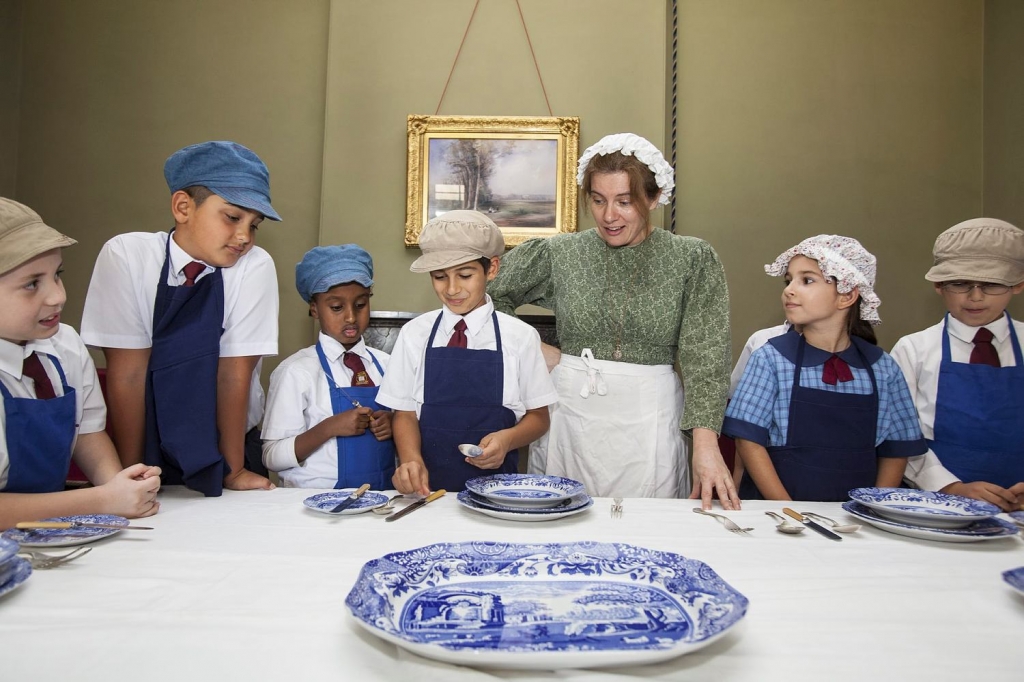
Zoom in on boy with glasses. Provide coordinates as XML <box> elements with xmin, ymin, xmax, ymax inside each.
<box><xmin>892</xmin><ymin>218</ymin><xmax>1024</xmax><ymax>510</ymax></box>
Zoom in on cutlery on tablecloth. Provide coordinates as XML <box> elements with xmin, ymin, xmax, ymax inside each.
<box><xmin>15</xmin><ymin>521</ymin><xmax>153</xmax><ymax>531</ymax></box>
<box><xmin>783</xmin><ymin>508</ymin><xmax>842</xmax><ymax>541</ymax></box>
<box><xmin>385</xmin><ymin>489</ymin><xmax>446</xmax><ymax>522</ymax></box>
<box><xmin>328</xmin><ymin>483</ymin><xmax>371</xmax><ymax>514</ymax></box>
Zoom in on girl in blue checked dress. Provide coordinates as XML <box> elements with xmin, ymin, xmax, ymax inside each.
<box><xmin>723</xmin><ymin>235</ymin><xmax>927</xmax><ymax>502</ymax></box>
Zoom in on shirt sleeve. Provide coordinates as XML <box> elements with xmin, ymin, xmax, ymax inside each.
<box><xmin>722</xmin><ymin>348</ymin><xmax>776</xmax><ymax>446</ymax></box>
<box><xmin>81</xmin><ymin>237</ymin><xmax>152</xmax><ymax>349</ymax></box>
<box><xmin>260</xmin><ymin>360</ymin><xmax>310</xmax><ymax>471</ymax></box>
<box><xmin>375</xmin><ymin>327</ymin><xmax>421</xmax><ymax>412</ymax></box>
<box><xmin>874</xmin><ymin>355</ymin><xmax>928</xmax><ymax>458</ymax></box>
<box><xmin>488</xmin><ymin>238</ymin><xmax>556</xmax><ymax>316</ymax></box>
<box><xmin>904</xmin><ymin>450</ymin><xmax>961</xmax><ymax>491</ymax></box>
<box><xmin>75</xmin><ymin>340</ymin><xmax>108</xmax><ymax>435</ymax></box>
<box><xmin>676</xmin><ymin>240</ymin><xmax>731</xmax><ymax>433</ymax></box>
<box><xmin>514</xmin><ymin>324</ymin><xmax>558</xmax><ymax>410</ymax></box>
<box><xmin>220</xmin><ymin>250</ymin><xmax>279</xmax><ymax>358</ymax></box>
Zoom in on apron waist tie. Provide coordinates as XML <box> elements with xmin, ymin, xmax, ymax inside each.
<box><xmin>578</xmin><ymin>349</ymin><xmax>608</xmax><ymax>398</ymax></box>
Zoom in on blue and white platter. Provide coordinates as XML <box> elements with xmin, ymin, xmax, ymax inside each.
<box><xmin>464</xmin><ymin>474</ymin><xmax>585</xmax><ymax>508</ymax></box>
<box><xmin>457</xmin><ymin>491</ymin><xmax>593</xmax><ymax>522</ymax></box>
<box><xmin>303</xmin><ymin>490</ymin><xmax>389</xmax><ymax>515</ymax></box>
<box><xmin>1002</xmin><ymin>567</ymin><xmax>1024</xmax><ymax>595</ymax></box>
<box><xmin>0</xmin><ymin>536</ymin><xmax>19</xmax><ymax>565</ymax></box>
<box><xmin>842</xmin><ymin>501</ymin><xmax>1018</xmax><ymax>543</ymax></box>
<box><xmin>346</xmin><ymin>541</ymin><xmax>749</xmax><ymax>670</ymax></box>
<box><xmin>0</xmin><ymin>557</ymin><xmax>31</xmax><ymax>600</ymax></box>
<box><xmin>1008</xmin><ymin>511</ymin><xmax>1024</xmax><ymax>526</ymax></box>
<box><xmin>1</xmin><ymin>514</ymin><xmax>129</xmax><ymax>548</ymax></box>
<box><xmin>847</xmin><ymin>487</ymin><xmax>999</xmax><ymax>529</ymax></box>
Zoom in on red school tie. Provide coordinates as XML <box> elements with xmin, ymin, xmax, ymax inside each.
<box><xmin>821</xmin><ymin>354</ymin><xmax>854</xmax><ymax>385</ymax></box>
<box><xmin>447</xmin><ymin>319</ymin><xmax>468</xmax><ymax>349</ymax></box>
<box><xmin>343</xmin><ymin>352</ymin><xmax>374</xmax><ymax>387</ymax></box>
<box><xmin>970</xmin><ymin>327</ymin><xmax>1001</xmax><ymax>367</ymax></box>
<box><xmin>182</xmin><ymin>261</ymin><xmax>206</xmax><ymax>287</ymax></box>
<box><xmin>22</xmin><ymin>352</ymin><xmax>56</xmax><ymax>400</ymax></box>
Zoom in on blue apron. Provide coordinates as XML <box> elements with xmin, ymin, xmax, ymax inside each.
<box><xmin>314</xmin><ymin>342</ymin><xmax>396</xmax><ymax>490</ymax></box>
<box><xmin>2</xmin><ymin>354</ymin><xmax>76</xmax><ymax>493</ymax></box>
<box><xmin>739</xmin><ymin>334</ymin><xmax>880</xmax><ymax>502</ymax></box>
<box><xmin>419</xmin><ymin>312</ymin><xmax>518</xmax><ymax>491</ymax></box>
<box><xmin>143</xmin><ymin>234</ymin><xmax>227</xmax><ymax>496</ymax></box>
<box><xmin>928</xmin><ymin>313</ymin><xmax>1024</xmax><ymax>488</ymax></box>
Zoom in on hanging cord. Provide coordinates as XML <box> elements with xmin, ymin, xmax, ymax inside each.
<box><xmin>435</xmin><ymin>0</ymin><xmax>553</xmax><ymax>116</ymax></box>
<box><xmin>514</xmin><ymin>0</ymin><xmax>553</xmax><ymax>116</ymax></box>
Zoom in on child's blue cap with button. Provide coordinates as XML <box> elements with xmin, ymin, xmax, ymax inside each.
<box><xmin>164</xmin><ymin>141</ymin><xmax>281</xmax><ymax>221</ymax></box>
<box><xmin>296</xmin><ymin>244</ymin><xmax>374</xmax><ymax>302</ymax></box>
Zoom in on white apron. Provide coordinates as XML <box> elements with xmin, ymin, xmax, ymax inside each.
<box><xmin>529</xmin><ymin>350</ymin><xmax>689</xmax><ymax>498</ymax></box>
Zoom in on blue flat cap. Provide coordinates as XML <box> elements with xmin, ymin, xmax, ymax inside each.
<box><xmin>164</xmin><ymin>141</ymin><xmax>281</xmax><ymax>221</ymax></box>
<box><xmin>296</xmin><ymin>244</ymin><xmax>374</xmax><ymax>302</ymax></box>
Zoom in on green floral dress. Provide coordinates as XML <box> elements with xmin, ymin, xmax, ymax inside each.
<box><xmin>488</xmin><ymin>227</ymin><xmax>731</xmax><ymax>433</ymax></box>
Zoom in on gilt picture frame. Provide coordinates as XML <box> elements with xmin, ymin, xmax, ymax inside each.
<box><xmin>405</xmin><ymin>115</ymin><xmax>580</xmax><ymax>248</ymax></box>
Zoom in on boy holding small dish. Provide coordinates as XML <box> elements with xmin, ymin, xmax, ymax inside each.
<box><xmin>892</xmin><ymin>218</ymin><xmax>1024</xmax><ymax>511</ymax></box>
<box><xmin>0</xmin><ymin>198</ymin><xmax>160</xmax><ymax>529</ymax></box>
<box><xmin>376</xmin><ymin>211</ymin><xmax>557</xmax><ymax>495</ymax></box>
<box><xmin>261</xmin><ymin>245</ymin><xmax>395</xmax><ymax>489</ymax></box>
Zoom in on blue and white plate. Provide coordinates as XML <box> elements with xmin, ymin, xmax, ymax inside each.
<box><xmin>1</xmin><ymin>514</ymin><xmax>129</xmax><ymax>548</ymax></box>
<box><xmin>842</xmin><ymin>501</ymin><xmax>1018</xmax><ymax>543</ymax></box>
<box><xmin>848</xmin><ymin>487</ymin><xmax>999</xmax><ymax>529</ymax></box>
<box><xmin>0</xmin><ymin>557</ymin><xmax>31</xmax><ymax>600</ymax></box>
<box><xmin>1008</xmin><ymin>511</ymin><xmax>1024</xmax><ymax>526</ymax></box>
<box><xmin>346</xmin><ymin>541</ymin><xmax>749</xmax><ymax>670</ymax></box>
<box><xmin>302</xmin><ymin>490</ymin><xmax>389</xmax><ymax>515</ymax></box>
<box><xmin>464</xmin><ymin>474</ymin><xmax>585</xmax><ymax>508</ymax></box>
<box><xmin>457</xmin><ymin>491</ymin><xmax>593</xmax><ymax>522</ymax></box>
<box><xmin>0</xmin><ymin>537</ymin><xmax>19</xmax><ymax>565</ymax></box>
<box><xmin>1002</xmin><ymin>567</ymin><xmax>1024</xmax><ymax>595</ymax></box>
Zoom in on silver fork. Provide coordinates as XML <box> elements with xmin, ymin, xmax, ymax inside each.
<box><xmin>692</xmin><ymin>507</ymin><xmax>753</xmax><ymax>535</ymax></box>
<box><xmin>18</xmin><ymin>546</ymin><xmax>92</xmax><ymax>569</ymax></box>
<box><xmin>610</xmin><ymin>497</ymin><xmax>623</xmax><ymax>519</ymax></box>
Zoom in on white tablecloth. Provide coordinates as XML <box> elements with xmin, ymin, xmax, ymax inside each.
<box><xmin>0</xmin><ymin>487</ymin><xmax>1021</xmax><ymax>681</ymax></box>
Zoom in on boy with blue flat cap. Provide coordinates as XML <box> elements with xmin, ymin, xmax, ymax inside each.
<box><xmin>261</xmin><ymin>244</ymin><xmax>394</xmax><ymax>489</ymax></box>
<box><xmin>82</xmin><ymin>141</ymin><xmax>281</xmax><ymax>496</ymax></box>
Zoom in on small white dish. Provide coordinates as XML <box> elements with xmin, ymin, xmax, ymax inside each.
<box><xmin>303</xmin><ymin>490</ymin><xmax>389</xmax><ymax>515</ymax></box>
<box><xmin>457</xmin><ymin>491</ymin><xmax>593</xmax><ymax>522</ymax></box>
<box><xmin>464</xmin><ymin>474</ymin><xmax>585</xmax><ymax>508</ymax></box>
<box><xmin>842</xmin><ymin>501</ymin><xmax>1017</xmax><ymax>543</ymax></box>
<box><xmin>1</xmin><ymin>514</ymin><xmax>129</xmax><ymax>548</ymax></box>
<box><xmin>847</xmin><ymin>487</ymin><xmax>999</xmax><ymax>529</ymax></box>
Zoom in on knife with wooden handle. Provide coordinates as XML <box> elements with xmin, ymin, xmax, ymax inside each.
<box><xmin>783</xmin><ymin>508</ymin><xmax>842</xmax><ymax>541</ymax></box>
<box><xmin>385</xmin><ymin>489</ymin><xmax>446</xmax><ymax>522</ymax></box>
<box><xmin>328</xmin><ymin>483</ymin><xmax>371</xmax><ymax>514</ymax></box>
<box><xmin>16</xmin><ymin>521</ymin><xmax>153</xmax><ymax>530</ymax></box>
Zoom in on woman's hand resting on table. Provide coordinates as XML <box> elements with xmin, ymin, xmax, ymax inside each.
<box><xmin>688</xmin><ymin>428</ymin><xmax>740</xmax><ymax>510</ymax></box>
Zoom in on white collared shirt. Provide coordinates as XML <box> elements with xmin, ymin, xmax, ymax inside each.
<box><xmin>81</xmin><ymin>231</ymin><xmax>279</xmax><ymax>429</ymax></box>
<box><xmin>0</xmin><ymin>325</ymin><xmax>107</xmax><ymax>489</ymax></box>
<box><xmin>261</xmin><ymin>334</ymin><xmax>389</xmax><ymax>488</ymax></box>
<box><xmin>375</xmin><ymin>295</ymin><xmax>558</xmax><ymax>418</ymax></box>
<box><xmin>892</xmin><ymin>314</ymin><xmax>1024</xmax><ymax>491</ymax></box>
<box><xmin>729</xmin><ymin>323</ymin><xmax>791</xmax><ymax>397</ymax></box>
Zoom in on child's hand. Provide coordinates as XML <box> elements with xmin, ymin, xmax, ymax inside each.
<box><xmin>1009</xmin><ymin>482</ymin><xmax>1024</xmax><ymax>511</ymax></box>
<box><xmin>469</xmin><ymin>431</ymin><xmax>512</xmax><ymax>470</ymax></box>
<box><xmin>131</xmin><ymin>465</ymin><xmax>162</xmax><ymax>481</ymax></box>
<box><xmin>332</xmin><ymin>407</ymin><xmax>373</xmax><ymax>437</ymax></box>
<box><xmin>942</xmin><ymin>481</ymin><xmax>1017</xmax><ymax>512</ymax></box>
<box><xmin>100</xmin><ymin>463</ymin><xmax>161</xmax><ymax>518</ymax></box>
<box><xmin>392</xmin><ymin>461</ymin><xmax>430</xmax><ymax>496</ymax></box>
<box><xmin>370</xmin><ymin>410</ymin><xmax>393</xmax><ymax>441</ymax></box>
<box><xmin>224</xmin><ymin>468</ymin><xmax>275</xmax><ymax>491</ymax></box>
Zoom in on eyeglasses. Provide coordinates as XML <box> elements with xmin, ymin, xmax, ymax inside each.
<box><xmin>941</xmin><ymin>282</ymin><xmax>1011</xmax><ymax>295</ymax></box>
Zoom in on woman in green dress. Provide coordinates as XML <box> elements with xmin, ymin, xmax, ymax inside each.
<box><xmin>488</xmin><ymin>133</ymin><xmax>738</xmax><ymax>509</ymax></box>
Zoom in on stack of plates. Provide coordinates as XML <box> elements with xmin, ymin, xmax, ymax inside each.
<box><xmin>0</xmin><ymin>537</ymin><xmax>31</xmax><ymax>600</ymax></box>
<box><xmin>458</xmin><ymin>474</ymin><xmax>592</xmax><ymax>522</ymax></box>
<box><xmin>843</xmin><ymin>488</ymin><xmax>1017</xmax><ymax>543</ymax></box>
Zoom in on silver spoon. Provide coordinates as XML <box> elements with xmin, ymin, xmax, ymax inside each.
<box><xmin>801</xmin><ymin>511</ymin><xmax>861</xmax><ymax>533</ymax></box>
<box><xmin>458</xmin><ymin>444</ymin><xmax>484</xmax><ymax>458</ymax></box>
<box><xmin>371</xmin><ymin>494</ymin><xmax>407</xmax><ymax>515</ymax></box>
<box><xmin>765</xmin><ymin>510</ymin><xmax>805</xmax><ymax>534</ymax></box>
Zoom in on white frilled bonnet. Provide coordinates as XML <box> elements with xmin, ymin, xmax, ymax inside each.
<box><xmin>764</xmin><ymin>234</ymin><xmax>882</xmax><ymax>325</ymax></box>
<box><xmin>576</xmin><ymin>133</ymin><xmax>675</xmax><ymax>206</ymax></box>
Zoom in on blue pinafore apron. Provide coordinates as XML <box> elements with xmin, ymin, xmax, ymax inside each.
<box><xmin>739</xmin><ymin>334</ymin><xmax>880</xmax><ymax>502</ymax></box>
<box><xmin>418</xmin><ymin>312</ymin><xmax>518</xmax><ymax>491</ymax></box>
<box><xmin>314</xmin><ymin>342</ymin><xmax>395</xmax><ymax>490</ymax></box>
<box><xmin>143</xmin><ymin>234</ymin><xmax>227</xmax><ymax>496</ymax></box>
<box><xmin>2</xmin><ymin>354</ymin><xmax>76</xmax><ymax>493</ymax></box>
<box><xmin>928</xmin><ymin>313</ymin><xmax>1024</xmax><ymax>488</ymax></box>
